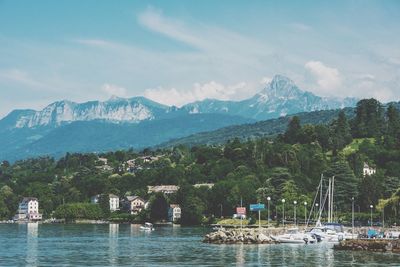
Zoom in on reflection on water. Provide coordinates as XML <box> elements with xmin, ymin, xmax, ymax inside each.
<box><xmin>1</xmin><ymin>224</ymin><xmax>400</xmax><ymax>266</ymax></box>
<box><xmin>26</xmin><ymin>222</ymin><xmax>38</xmax><ymax>266</ymax></box>
<box><xmin>109</xmin><ymin>223</ymin><xmax>119</xmax><ymax>266</ymax></box>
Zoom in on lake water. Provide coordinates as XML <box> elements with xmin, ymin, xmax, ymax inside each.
<box><xmin>1</xmin><ymin>223</ymin><xmax>400</xmax><ymax>266</ymax></box>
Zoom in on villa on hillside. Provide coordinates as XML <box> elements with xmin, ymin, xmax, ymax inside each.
<box><xmin>123</xmin><ymin>196</ymin><xmax>146</xmax><ymax>214</ymax></box>
<box><xmin>148</xmin><ymin>185</ymin><xmax>179</xmax><ymax>194</ymax></box>
<box><xmin>168</xmin><ymin>204</ymin><xmax>181</xmax><ymax>222</ymax></box>
<box><xmin>363</xmin><ymin>162</ymin><xmax>376</xmax><ymax>177</ymax></box>
<box><xmin>14</xmin><ymin>197</ymin><xmax>42</xmax><ymax>221</ymax></box>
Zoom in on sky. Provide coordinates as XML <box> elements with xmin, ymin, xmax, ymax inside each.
<box><xmin>0</xmin><ymin>0</ymin><xmax>399</xmax><ymax>117</ymax></box>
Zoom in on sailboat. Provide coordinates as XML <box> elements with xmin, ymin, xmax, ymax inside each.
<box><xmin>305</xmin><ymin>175</ymin><xmax>357</xmax><ymax>243</ymax></box>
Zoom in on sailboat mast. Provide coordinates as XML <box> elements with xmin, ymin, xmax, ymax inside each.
<box><xmin>331</xmin><ymin>176</ymin><xmax>335</xmax><ymax>222</ymax></box>
<box><xmin>328</xmin><ymin>177</ymin><xmax>331</xmax><ymax>223</ymax></box>
<box><xmin>320</xmin><ymin>174</ymin><xmax>323</xmax><ymax>214</ymax></box>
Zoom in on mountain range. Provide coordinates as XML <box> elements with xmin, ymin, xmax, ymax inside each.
<box><xmin>0</xmin><ymin>75</ymin><xmax>358</xmax><ymax>161</ymax></box>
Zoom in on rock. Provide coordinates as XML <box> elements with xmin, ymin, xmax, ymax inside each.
<box><xmin>258</xmin><ymin>233</ymin><xmax>269</xmax><ymax>242</ymax></box>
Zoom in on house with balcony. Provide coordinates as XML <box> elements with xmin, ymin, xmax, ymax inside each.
<box><xmin>123</xmin><ymin>196</ymin><xmax>146</xmax><ymax>214</ymax></box>
<box><xmin>14</xmin><ymin>197</ymin><xmax>42</xmax><ymax>221</ymax></box>
<box><xmin>168</xmin><ymin>204</ymin><xmax>181</xmax><ymax>222</ymax></box>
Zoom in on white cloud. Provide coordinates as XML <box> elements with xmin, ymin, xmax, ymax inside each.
<box><xmin>137</xmin><ymin>8</ymin><xmax>207</xmax><ymax>49</ymax></box>
<box><xmin>101</xmin><ymin>83</ymin><xmax>127</xmax><ymax>97</ymax></box>
<box><xmin>305</xmin><ymin>61</ymin><xmax>342</xmax><ymax>92</ymax></box>
<box><xmin>143</xmin><ymin>81</ymin><xmax>249</xmax><ymax>107</ymax></box>
<box><xmin>0</xmin><ymin>68</ymin><xmax>45</xmax><ymax>89</ymax></box>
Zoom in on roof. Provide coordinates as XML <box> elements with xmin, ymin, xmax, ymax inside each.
<box><xmin>125</xmin><ymin>196</ymin><xmax>145</xmax><ymax>202</ymax></box>
<box><xmin>109</xmin><ymin>194</ymin><xmax>119</xmax><ymax>198</ymax></box>
<box><xmin>364</xmin><ymin>162</ymin><xmax>375</xmax><ymax>168</ymax></box>
<box><xmin>21</xmin><ymin>197</ymin><xmax>38</xmax><ymax>202</ymax></box>
<box><xmin>170</xmin><ymin>204</ymin><xmax>180</xmax><ymax>208</ymax></box>
<box><xmin>148</xmin><ymin>185</ymin><xmax>179</xmax><ymax>192</ymax></box>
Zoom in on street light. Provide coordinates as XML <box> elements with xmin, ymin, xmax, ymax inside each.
<box><xmin>370</xmin><ymin>204</ymin><xmax>374</xmax><ymax>228</ymax></box>
<box><xmin>282</xmin><ymin>199</ymin><xmax>286</xmax><ymax>228</ymax></box>
<box><xmin>267</xmin><ymin>196</ymin><xmax>271</xmax><ymax>227</ymax></box>
<box><xmin>351</xmin><ymin>197</ymin><xmax>354</xmax><ymax>237</ymax></box>
<box><xmin>315</xmin><ymin>203</ymin><xmax>319</xmax><ymax>221</ymax></box>
<box><xmin>293</xmin><ymin>201</ymin><xmax>297</xmax><ymax>226</ymax></box>
<box><xmin>304</xmin><ymin>202</ymin><xmax>308</xmax><ymax>227</ymax></box>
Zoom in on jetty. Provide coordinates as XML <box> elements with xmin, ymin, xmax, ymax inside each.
<box><xmin>203</xmin><ymin>227</ymin><xmax>285</xmax><ymax>244</ymax></box>
<box><xmin>334</xmin><ymin>239</ymin><xmax>400</xmax><ymax>253</ymax></box>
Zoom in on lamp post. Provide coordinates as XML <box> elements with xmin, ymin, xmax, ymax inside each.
<box><xmin>293</xmin><ymin>201</ymin><xmax>297</xmax><ymax>226</ymax></box>
<box><xmin>370</xmin><ymin>205</ymin><xmax>374</xmax><ymax>228</ymax></box>
<box><xmin>304</xmin><ymin>202</ymin><xmax>307</xmax><ymax>227</ymax></box>
<box><xmin>351</xmin><ymin>197</ymin><xmax>354</xmax><ymax>237</ymax></box>
<box><xmin>267</xmin><ymin>196</ymin><xmax>271</xmax><ymax>227</ymax></box>
<box><xmin>282</xmin><ymin>199</ymin><xmax>286</xmax><ymax>228</ymax></box>
<box><xmin>315</xmin><ymin>203</ymin><xmax>319</xmax><ymax>222</ymax></box>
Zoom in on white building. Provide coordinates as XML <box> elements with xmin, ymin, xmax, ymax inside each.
<box><xmin>363</xmin><ymin>162</ymin><xmax>376</xmax><ymax>177</ymax></box>
<box><xmin>168</xmin><ymin>204</ymin><xmax>181</xmax><ymax>222</ymax></box>
<box><xmin>109</xmin><ymin>194</ymin><xmax>120</xmax><ymax>211</ymax></box>
<box><xmin>148</xmin><ymin>185</ymin><xmax>179</xmax><ymax>195</ymax></box>
<box><xmin>91</xmin><ymin>194</ymin><xmax>120</xmax><ymax>211</ymax></box>
<box><xmin>14</xmin><ymin>197</ymin><xmax>42</xmax><ymax>221</ymax></box>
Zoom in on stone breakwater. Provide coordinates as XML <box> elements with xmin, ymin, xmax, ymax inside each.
<box><xmin>203</xmin><ymin>228</ymin><xmax>283</xmax><ymax>244</ymax></box>
<box><xmin>334</xmin><ymin>239</ymin><xmax>400</xmax><ymax>253</ymax></box>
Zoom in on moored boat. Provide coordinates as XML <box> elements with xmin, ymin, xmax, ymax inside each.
<box><xmin>140</xmin><ymin>222</ymin><xmax>155</xmax><ymax>231</ymax></box>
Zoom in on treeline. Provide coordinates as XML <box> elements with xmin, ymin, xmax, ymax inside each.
<box><xmin>0</xmin><ymin>99</ymin><xmax>400</xmax><ymax>225</ymax></box>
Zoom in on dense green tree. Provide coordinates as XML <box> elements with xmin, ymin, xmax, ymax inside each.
<box><xmin>284</xmin><ymin>116</ymin><xmax>302</xmax><ymax>144</ymax></box>
<box><xmin>352</xmin><ymin>98</ymin><xmax>384</xmax><ymax>138</ymax></box>
<box><xmin>98</xmin><ymin>194</ymin><xmax>110</xmax><ymax>217</ymax></box>
<box><xmin>385</xmin><ymin>104</ymin><xmax>400</xmax><ymax>148</ymax></box>
<box><xmin>326</xmin><ymin>160</ymin><xmax>358</xmax><ymax>211</ymax></box>
<box><xmin>149</xmin><ymin>193</ymin><xmax>168</xmax><ymax>222</ymax></box>
<box><xmin>332</xmin><ymin>111</ymin><xmax>353</xmax><ymax>155</ymax></box>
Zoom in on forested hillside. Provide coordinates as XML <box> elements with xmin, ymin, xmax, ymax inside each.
<box><xmin>0</xmin><ymin>99</ymin><xmax>399</xmax><ymax>225</ymax></box>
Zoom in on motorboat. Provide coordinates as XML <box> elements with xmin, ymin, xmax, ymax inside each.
<box><xmin>271</xmin><ymin>228</ymin><xmax>317</xmax><ymax>244</ymax></box>
<box><xmin>307</xmin><ymin>226</ymin><xmax>344</xmax><ymax>243</ymax></box>
<box><xmin>140</xmin><ymin>222</ymin><xmax>155</xmax><ymax>231</ymax></box>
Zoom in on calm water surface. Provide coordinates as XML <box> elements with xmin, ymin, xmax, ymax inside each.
<box><xmin>1</xmin><ymin>223</ymin><xmax>400</xmax><ymax>266</ymax></box>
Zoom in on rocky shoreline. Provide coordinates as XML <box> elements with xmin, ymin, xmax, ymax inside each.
<box><xmin>203</xmin><ymin>228</ymin><xmax>282</xmax><ymax>244</ymax></box>
<box><xmin>334</xmin><ymin>239</ymin><xmax>400</xmax><ymax>253</ymax></box>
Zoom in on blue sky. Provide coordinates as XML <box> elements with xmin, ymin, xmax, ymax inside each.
<box><xmin>0</xmin><ymin>0</ymin><xmax>399</xmax><ymax>117</ymax></box>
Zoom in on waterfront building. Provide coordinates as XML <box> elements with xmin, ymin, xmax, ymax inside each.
<box><xmin>14</xmin><ymin>197</ymin><xmax>42</xmax><ymax>221</ymax></box>
<box><xmin>168</xmin><ymin>204</ymin><xmax>181</xmax><ymax>222</ymax></box>
<box><xmin>91</xmin><ymin>194</ymin><xmax>120</xmax><ymax>211</ymax></box>
<box><xmin>123</xmin><ymin>196</ymin><xmax>146</xmax><ymax>214</ymax></box>
<box><xmin>109</xmin><ymin>194</ymin><xmax>120</xmax><ymax>211</ymax></box>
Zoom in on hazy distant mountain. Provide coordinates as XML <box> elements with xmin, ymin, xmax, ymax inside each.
<box><xmin>181</xmin><ymin>75</ymin><xmax>358</xmax><ymax>120</ymax></box>
<box><xmin>0</xmin><ymin>96</ymin><xmax>172</xmax><ymax>129</ymax></box>
<box><xmin>0</xmin><ymin>74</ymin><xmax>359</xmax><ymax>161</ymax></box>
<box><xmin>2</xmin><ymin>75</ymin><xmax>357</xmax><ymax>130</ymax></box>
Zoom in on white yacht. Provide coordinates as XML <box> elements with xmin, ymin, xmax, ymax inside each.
<box><xmin>272</xmin><ymin>228</ymin><xmax>318</xmax><ymax>244</ymax></box>
<box><xmin>140</xmin><ymin>222</ymin><xmax>155</xmax><ymax>231</ymax></box>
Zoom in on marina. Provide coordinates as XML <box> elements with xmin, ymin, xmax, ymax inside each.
<box><xmin>1</xmin><ymin>223</ymin><xmax>400</xmax><ymax>266</ymax></box>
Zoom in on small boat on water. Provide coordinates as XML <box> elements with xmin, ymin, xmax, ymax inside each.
<box><xmin>271</xmin><ymin>228</ymin><xmax>317</xmax><ymax>244</ymax></box>
<box><xmin>140</xmin><ymin>222</ymin><xmax>155</xmax><ymax>231</ymax></box>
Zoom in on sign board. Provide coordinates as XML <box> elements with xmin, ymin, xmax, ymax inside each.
<box><xmin>236</xmin><ymin>207</ymin><xmax>246</xmax><ymax>215</ymax></box>
<box><xmin>250</xmin><ymin>203</ymin><xmax>265</xmax><ymax>211</ymax></box>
